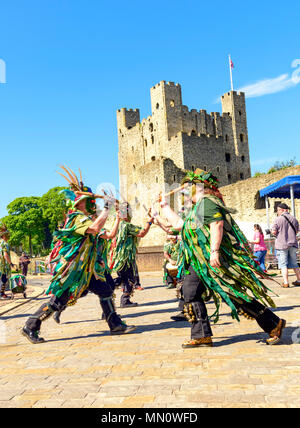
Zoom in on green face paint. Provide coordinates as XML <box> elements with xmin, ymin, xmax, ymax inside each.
<box><xmin>85</xmin><ymin>198</ymin><xmax>96</xmax><ymax>214</ymax></box>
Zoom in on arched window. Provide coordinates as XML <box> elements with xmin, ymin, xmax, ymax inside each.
<box><xmin>240</xmin><ymin>134</ymin><xmax>244</xmax><ymax>142</ymax></box>
<box><xmin>240</xmin><ymin>173</ymin><xmax>244</xmax><ymax>180</ymax></box>
<box><xmin>225</xmin><ymin>153</ymin><xmax>231</xmax><ymax>162</ymax></box>
<box><xmin>156</xmin><ymin>103</ymin><xmax>159</xmax><ymax>110</ymax></box>
<box><xmin>151</xmin><ymin>135</ymin><xmax>154</xmax><ymax>144</ymax></box>
<box><xmin>241</xmin><ymin>155</ymin><xmax>245</xmax><ymax>163</ymax></box>
<box><xmin>225</xmin><ymin>134</ymin><xmax>229</xmax><ymax>142</ymax></box>
<box><xmin>149</xmin><ymin>123</ymin><xmax>154</xmax><ymax>132</ymax></box>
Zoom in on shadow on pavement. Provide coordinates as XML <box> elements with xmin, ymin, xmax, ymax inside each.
<box><xmin>2</xmin><ymin>313</ymin><xmax>34</xmax><ymax>321</ymax></box>
<box><xmin>20</xmin><ymin>323</ymin><xmax>300</xmax><ymax>347</ymax></box>
<box><xmin>136</xmin><ymin>299</ymin><xmax>178</xmax><ymax>307</ymax></box>
<box><xmin>138</xmin><ymin>284</ymin><xmax>166</xmax><ymax>290</ymax></box>
<box><xmin>273</xmin><ymin>305</ymin><xmax>300</xmax><ymax>312</ymax></box>
<box><xmin>213</xmin><ymin>326</ymin><xmax>299</xmax><ymax>347</ymax></box>
<box><xmin>120</xmin><ymin>307</ymin><xmax>181</xmax><ymax>319</ymax></box>
<box><xmin>64</xmin><ymin>319</ymin><xmax>103</xmax><ymax>325</ymax></box>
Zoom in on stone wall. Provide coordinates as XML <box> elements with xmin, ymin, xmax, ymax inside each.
<box><xmin>221</xmin><ymin>165</ymin><xmax>300</xmax><ymax>238</ymax></box>
<box><xmin>136</xmin><ymin>246</ymin><xmax>164</xmax><ymax>272</ymax></box>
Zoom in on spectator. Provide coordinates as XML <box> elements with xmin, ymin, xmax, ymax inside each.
<box><xmin>271</xmin><ymin>203</ymin><xmax>300</xmax><ymax>288</ymax></box>
<box><xmin>19</xmin><ymin>252</ymin><xmax>31</xmax><ymax>277</ymax></box>
<box><xmin>251</xmin><ymin>224</ymin><xmax>268</xmax><ymax>272</ymax></box>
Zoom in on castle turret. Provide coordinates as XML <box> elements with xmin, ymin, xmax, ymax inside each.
<box><xmin>221</xmin><ymin>91</ymin><xmax>251</xmax><ymax>181</ymax></box>
<box><xmin>150</xmin><ymin>81</ymin><xmax>183</xmax><ymax>141</ymax></box>
<box><xmin>117</xmin><ymin>108</ymin><xmax>140</xmax><ymax>131</ymax></box>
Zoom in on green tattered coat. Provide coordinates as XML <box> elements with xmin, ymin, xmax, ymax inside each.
<box><xmin>46</xmin><ymin>211</ymin><xmax>109</xmax><ymax>305</ymax></box>
<box><xmin>0</xmin><ymin>238</ymin><xmax>11</xmax><ymax>278</ymax></box>
<box><xmin>181</xmin><ymin>195</ymin><xmax>276</xmax><ymax>323</ymax></box>
<box><xmin>112</xmin><ymin>220</ymin><xmax>142</xmax><ymax>273</ymax></box>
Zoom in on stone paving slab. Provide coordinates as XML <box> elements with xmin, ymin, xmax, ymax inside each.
<box><xmin>0</xmin><ymin>271</ymin><xmax>300</xmax><ymax>408</ymax></box>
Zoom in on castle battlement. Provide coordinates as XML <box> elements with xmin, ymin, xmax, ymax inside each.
<box><xmin>117</xmin><ymin>107</ymin><xmax>139</xmax><ymax>113</ymax></box>
<box><xmin>152</xmin><ymin>80</ymin><xmax>181</xmax><ymax>88</ymax></box>
<box><xmin>222</xmin><ymin>91</ymin><xmax>245</xmax><ymax>99</ymax></box>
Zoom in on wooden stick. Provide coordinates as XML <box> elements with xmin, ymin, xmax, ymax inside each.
<box><xmin>157</xmin><ymin>184</ymin><xmax>187</xmax><ymax>202</ymax></box>
<box><xmin>75</xmin><ymin>191</ymin><xmax>120</xmax><ymax>204</ymax></box>
<box><xmin>75</xmin><ymin>191</ymin><xmax>104</xmax><ymax>199</ymax></box>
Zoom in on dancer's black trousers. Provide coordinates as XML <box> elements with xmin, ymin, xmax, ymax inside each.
<box><xmin>116</xmin><ymin>264</ymin><xmax>135</xmax><ymax>306</ymax></box>
<box><xmin>26</xmin><ymin>275</ymin><xmax>122</xmax><ymax>331</ymax></box>
<box><xmin>0</xmin><ymin>274</ymin><xmax>8</xmax><ymax>293</ymax></box>
<box><xmin>182</xmin><ymin>266</ymin><xmax>280</xmax><ymax>339</ymax></box>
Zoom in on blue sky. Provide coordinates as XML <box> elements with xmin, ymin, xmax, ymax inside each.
<box><xmin>0</xmin><ymin>0</ymin><xmax>300</xmax><ymax>218</ymax></box>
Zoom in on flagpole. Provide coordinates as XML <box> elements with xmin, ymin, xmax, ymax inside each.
<box><xmin>229</xmin><ymin>54</ymin><xmax>234</xmax><ymax>91</ymax></box>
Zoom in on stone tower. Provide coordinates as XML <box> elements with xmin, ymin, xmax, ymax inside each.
<box><xmin>117</xmin><ymin>81</ymin><xmax>251</xmax><ymax>247</ymax></box>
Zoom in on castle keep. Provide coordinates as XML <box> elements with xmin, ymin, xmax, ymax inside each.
<box><xmin>117</xmin><ymin>81</ymin><xmax>251</xmax><ymax>247</ymax></box>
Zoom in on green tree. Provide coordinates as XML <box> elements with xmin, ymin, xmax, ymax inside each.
<box><xmin>1</xmin><ymin>187</ymin><xmax>67</xmax><ymax>256</ymax></box>
<box><xmin>3</xmin><ymin>197</ymin><xmax>45</xmax><ymax>256</ymax></box>
<box><xmin>39</xmin><ymin>187</ymin><xmax>66</xmax><ymax>233</ymax></box>
<box><xmin>254</xmin><ymin>158</ymin><xmax>297</xmax><ymax>177</ymax></box>
<box><xmin>39</xmin><ymin>187</ymin><xmax>66</xmax><ymax>250</ymax></box>
<box><xmin>267</xmin><ymin>157</ymin><xmax>297</xmax><ymax>174</ymax></box>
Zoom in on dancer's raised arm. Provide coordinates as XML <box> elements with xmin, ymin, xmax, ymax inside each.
<box><xmin>159</xmin><ymin>195</ymin><xmax>184</xmax><ymax>231</ymax></box>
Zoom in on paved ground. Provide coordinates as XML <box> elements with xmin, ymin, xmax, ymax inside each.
<box><xmin>1</xmin><ymin>271</ymin><xmax>300</xmax><ymax>408</ymax></box>
<box><xmin>0</xmin><ymin>275</ymin><xmax>47</xmax><ymax>315</ymax></box>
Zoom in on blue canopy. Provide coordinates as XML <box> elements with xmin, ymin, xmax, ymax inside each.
<box><xmin>259</xmin><ymin>175</ymin><xmax>300</xmax><ymax>199</ymax></box>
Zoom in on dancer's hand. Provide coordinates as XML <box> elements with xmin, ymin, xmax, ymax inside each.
<box><xmin>103</xmin><ymin>194</ymin><xmax>117</xmax><ymax>210</ymax></box>
<box><xmin>158</xmin><ymin>193</ymin><xmax>168</xmax><ymax>208</ymax></box>
<box><xmin>210</xmin><ymin>251</ymin><xmax>221</xmax><ymax>268</ymax></box>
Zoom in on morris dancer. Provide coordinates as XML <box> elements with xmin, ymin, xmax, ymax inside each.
<box><xmin>0</xmin><ymin>225</ymin><xmax>14</xmax><ymax>299</ymax></box>
<box><xmin>112</xmin><ymin>202</ymin><xmax>154</xmax><ymax>308</ymax></box>
<box><xmin>159</xmin><ymin>168</ymin><xmax>286</xmax><ymax>348</ymax></box>
<box><xmin>52</xmin><ymin>213</ymin><xmax>121</xmax><ymax>324</ymax></box>
<box><xmin>22</xmin><ymin>167</ymin><xmax>136</xmax><ymax>344</ymax></box>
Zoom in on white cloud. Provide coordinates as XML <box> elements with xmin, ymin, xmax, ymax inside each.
<box><xmin>237</xmin><ymin>59</ymin><xmax>300</xmax><ymax>98</ymax></box>
<box><xmin>237</xmin><ymin>73</ymin><xmax>298</xmax><ymax>98</ymax></box>
<box><xmin>215</xmin><ymin>59</ymin><xmax>300</xmax><ymax>101</ymax></box>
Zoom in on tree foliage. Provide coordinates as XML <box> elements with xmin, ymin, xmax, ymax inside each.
<box><xmin>267</xmin><ymin>157</ymin><xmax>297</xmax><ymax>174</ymax></box>
<box><xmin>253</xmin><ymin>158</ymin><xmax>297</xmax><ymax>178</ymax></box>
<box><xmin>1</xmin><ymin>187</ymin><xmax>66</xmax><ymax>256</ymax></box>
